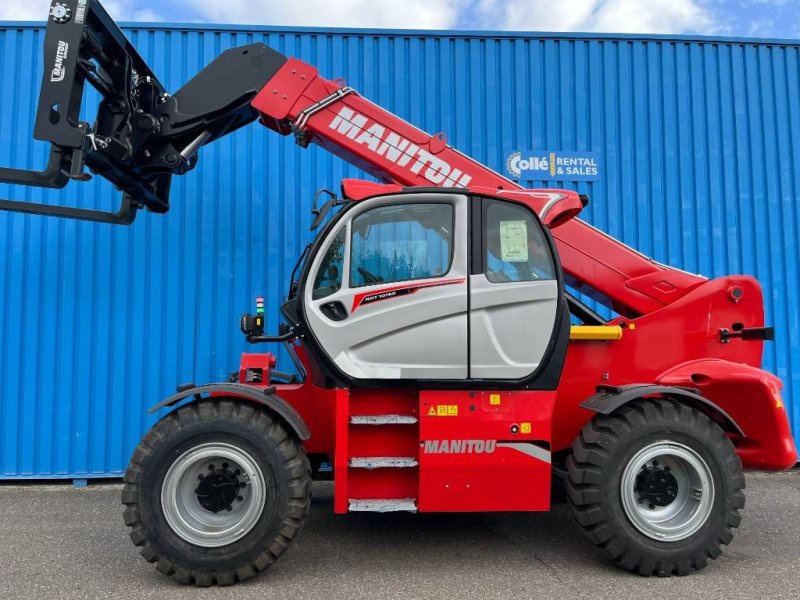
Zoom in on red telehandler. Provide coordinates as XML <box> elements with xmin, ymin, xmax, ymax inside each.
<box><xmin>0</xmin><ymin>0</ymin><xmax>796</xmax><ymax>586</ymax></box>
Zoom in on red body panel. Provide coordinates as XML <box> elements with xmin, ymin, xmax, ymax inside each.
<box><xmin>657</xmin><ymin>360</ymin><xmax>795</xmax><ymax>470</ymax></box>
<box><xmin>418</xmin><ymin>390</ymin><xmax>554</xmax><ymax>512</ymax></box>
<box><xmin>239</xmin><ymin>352</ymin><xmax>275</xmax><ymax>384</ymax></box>
<box><xmin>552</xmin><ymin>275</ymin><xmax>797</xmax><ymax>470</ymax></box>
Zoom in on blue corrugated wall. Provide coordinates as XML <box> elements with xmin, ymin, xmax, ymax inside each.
<box><xmin>0</xmin><ymin>23</ymin><xmax>797</xmax><ymax>478</ymax></box>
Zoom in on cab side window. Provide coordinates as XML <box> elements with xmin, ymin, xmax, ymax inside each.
<box><xmin>312</xmin><ymin>229</ymin><xmax>345</xmax><ymax>300</ymax></box>
<box><xmin>350</xmin><ymin>203</ymin><xmax>454</xmax><ymax>287</ymax></box>
<box><xmin>484</xmin><ymin>200</ymin><xmax>556</xmax><ymax>283</ymax></box>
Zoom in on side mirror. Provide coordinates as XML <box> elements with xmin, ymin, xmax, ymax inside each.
<box><xmin>310</xmin><ymin>188</ymin><xmax>339</xmax><ymax>230</ymax></box>
<box><xmin>311</xmin><ymin>197</ymin><xmax>336</xmax><ymax>230</ymax></box>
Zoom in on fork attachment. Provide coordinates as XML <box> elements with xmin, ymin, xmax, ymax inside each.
<box><xmin>0</xmin><ymin>0</ymin><xmax>286</xmax><ymax>224</ymax></box>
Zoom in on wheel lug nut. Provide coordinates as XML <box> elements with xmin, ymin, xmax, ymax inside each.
<box><xmin>237</xmin><ymin>495</ymin><xmax>244</xmax><ymax>502</ymax></box>
<box><xmin>225</xmin><ymin>506</ymin><xmax>233</xmax><ymax>511</ymax></box>
<box><xmin>638</xmin><ymin>497</ymin><xmax>644</xmax><ymax>504</ymax></box>
<box><xmin>652</xmin><ymin>460</ymin><xmax>659</xmax><ymax>466</ymax></box>
<box><xmin>648</xmin><ymin>503</ymin><xmax>655</xmax><ymax>510</ymax></box>
<box><xmin>222</xmin><ymin>462</ymin><xmax>229</xmax><ymax>469</ymax></box>
<box><xmin>664</xmin><ymin>466</ymin><xmax>671</xmax><ymax>472</ymax></box>
<box><xmin>208</xmin><ymin>464</ymin><xmax>215</xmax><ymax>470</ymax></box>
<box><xmin>198</xmin><ymin>474</ymin><xmax>204</xmax><ymax>480</ymax></box>
<box><xmin>234</xmin><ymin>469</ymin><xmax>241</xmax><ymax>476</ymax></box>
<box><xmin>240</xmin><ymin>481</ymin><xmax>247</xmax><ymax>488</ymax></box>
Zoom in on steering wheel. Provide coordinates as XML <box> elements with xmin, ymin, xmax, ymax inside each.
<box><xmin>357</xmin><ymin>266</ymin><xmax>384</xmax><ymax>285</ymax></box>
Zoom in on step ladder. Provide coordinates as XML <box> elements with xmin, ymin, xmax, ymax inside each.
<box><xmin>348</xmin><ymin>498</ymin><xmax>417</xmax><ymax>512</ymax></box>
<box><xmin>334</xmin><ymin>390</ymin><xmax>420</xmax><ymax>513</ymax></box>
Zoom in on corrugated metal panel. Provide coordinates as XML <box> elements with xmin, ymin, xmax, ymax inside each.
<box><xmin>0</xmin><ymin>24</ymin><xmax>797</xmax><ymax>478</ymax></box>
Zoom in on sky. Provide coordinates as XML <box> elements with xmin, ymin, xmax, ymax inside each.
<box><xmin>0</xmin><ymin>0</ymin><xmax>798</xmax><ymax>39</ymax></box>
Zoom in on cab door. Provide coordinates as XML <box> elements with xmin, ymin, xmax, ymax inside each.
<box><xmin>469</xmin><ymin>198</ymin><xmax>560</xmax><ymax>379</ymax></box>
<box><xmin>304</xmin><ymin>193</ymin><xmax>469</xmax><ymax>380</ymax></box>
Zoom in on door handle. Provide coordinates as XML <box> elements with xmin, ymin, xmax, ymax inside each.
<box><xmin>320</xmin><ymin>301</ymin><xmax>348</xmax><ymax>321</ymax></box>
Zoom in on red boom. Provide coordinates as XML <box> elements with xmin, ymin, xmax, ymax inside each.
<box><xmin>252</xmin><ymin>58</ymin><xmax>705</xmax><ymax>317</ymax></box>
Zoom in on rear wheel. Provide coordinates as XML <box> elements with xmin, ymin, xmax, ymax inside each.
<box><xmin>566</xmin><ymin>398</ymin><xmax>744</xmax><ymax>576</ymax></box>
<box><xmin>122</xmin><ymin>399</ymin><xmax>311</xmax><ymax>586</ymax></box>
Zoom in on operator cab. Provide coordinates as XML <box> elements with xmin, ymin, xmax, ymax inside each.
<box><xmin>295</xmin><ymin>185</ymin><xmax>579</xmax><ymax>386</ymax></box>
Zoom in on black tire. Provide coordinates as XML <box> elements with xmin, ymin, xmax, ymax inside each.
<box><xmin>122</xmin><ymin>399</ymin><xmax>311</xmax><ymax>586</ymax></box>
<box><xmin>566</xmin><ymin>398</ymin><xmax>745</xmax><ymax>576</ymax></box>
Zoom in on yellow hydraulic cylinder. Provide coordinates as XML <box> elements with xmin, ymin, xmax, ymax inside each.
<box><xmin>569</xmin><ymin>325</ymin><xmax>624</xmax><ymax>341</ymax></box>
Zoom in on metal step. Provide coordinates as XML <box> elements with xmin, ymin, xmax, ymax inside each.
<box><xmin>348</xmin><ymin>498</ymin><xmax>418</xmax><ymax>513</ymax></box>
<box><xmin>349</xmin><ymin>415</ymin><xmax>418</xmax><ymax>425</ymax></box>
<box><xmin>349</xmin><ymin>457</ymin><xmax>418</xmax><ymax>469</ymax></box>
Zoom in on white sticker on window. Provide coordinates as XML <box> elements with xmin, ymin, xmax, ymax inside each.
<box><xmin>500</xmin><ymin>220</ymin><xmax>528</xmax><ymax>262</ymax></box>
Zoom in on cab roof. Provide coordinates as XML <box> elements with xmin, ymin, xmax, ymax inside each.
<box><xmin>339</xmin><ymin>179</ymin><xmax>588</xmax><ymax>229</ymax></box>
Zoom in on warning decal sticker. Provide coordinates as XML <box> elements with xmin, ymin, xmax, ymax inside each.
<box><xmin>427</xmin><ymin>404</ymin><xmax>459</xmax><ymax>417</ymax></box>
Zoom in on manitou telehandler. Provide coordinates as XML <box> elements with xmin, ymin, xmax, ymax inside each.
<box><xmin>0</xmin><ymin>0</ymin><xmax>796</xmax><ymax>586</ymax></box>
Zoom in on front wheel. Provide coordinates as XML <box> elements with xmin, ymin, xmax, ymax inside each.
<box><xmin>566</xmin><ymin>398</ymin><xmax>745</xmax><ymax>576</ymax></box>
<box><xmin>122</xmin><ymin>399</ymin><xmax>311</xmax><ymax>586</ymax></box>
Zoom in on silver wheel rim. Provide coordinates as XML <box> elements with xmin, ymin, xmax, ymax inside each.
<box><xmin>620</xmin><ymin>441</ymin><xmax>715</xmax><ymax>542</ymax></box>
<box><xmin>161</xmin><ymin>442</ymin><xmax>266</xmax><ymax>548</ymax></box>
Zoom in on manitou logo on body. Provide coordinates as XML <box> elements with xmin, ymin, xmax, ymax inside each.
<box><xmin>328</xmin><ymin>107</ymin><xmax>473</xmax><ymax>187</ymax></box>
<box><xmin>506</xmin><ymin>150</ymin><xmax>600</xmax><ymax>181</ymax></box>
<box><xmin>50</xmin><ymin>41</ymin><xmax>69</xmax><ymax>82</ymax></box>
<box><xmin>423</xmin><ymin>439</ymin><xmax>497</xmax><ymax>454</ymax></box>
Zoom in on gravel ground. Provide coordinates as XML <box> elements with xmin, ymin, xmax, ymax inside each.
<box><xmin>1</xmin><ymin>472</ymin><xmax>799</xmax><ymax>599</ymax></box>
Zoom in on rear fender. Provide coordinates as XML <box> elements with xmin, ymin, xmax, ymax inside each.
<box><xmin>657</xmin><ymin>359</ymin><xmax>796</xmax><ymax>470</ymax></box>
<box><xmin>581</xmin><ymin>383</ymin><xmax>744</xmax><ymax>435</ymax></box>
<box><xmin>148</xmin><ymin>382</ymin><xmax>311</xmax><ymax>440</ymax></box>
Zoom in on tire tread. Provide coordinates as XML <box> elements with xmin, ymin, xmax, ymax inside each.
<box><xmin>121</xmin><ymin>399</ymin><xmax>311</xmax><ymax>587</ymax></box>
<box><xmin>567</xmin><ymin>398</ymin><xmax>745</xmax><ymax>577</ymax></box>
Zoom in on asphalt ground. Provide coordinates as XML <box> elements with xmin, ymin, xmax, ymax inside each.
<box><xmin>1</xmin><ymin>472</ymin><xmax>799</xmax><ymax>600</ymax></box>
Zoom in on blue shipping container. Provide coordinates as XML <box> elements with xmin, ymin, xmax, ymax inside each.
<box><xmin>0</xmin><ymin>22</ymin><xmax>798</xmax><ymax>478</ymax></box>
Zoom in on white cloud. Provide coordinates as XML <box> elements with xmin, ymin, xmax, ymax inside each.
<box><xmin>0</xmin><ymin>0</ymin><xmax>51</xmax><ymax>20</ymax></box>
<box><xmin>90</xmin><ymin>0</ymin><xmax>164</xmax><ymax>21</ymax></box>
<box><xmin>177</xmin><ymin>0</ymin><xmax>469</xmax><ymax>29</ymax></box>
<box><xmin>745</xmin><ymin>0</ymin><xmax>791</xmax><ymax>6</ymax></box>
<box><xmin>177</xmin><ymin>0</ymin><xmax>717</xmax><ymax>34</ymax></box>
<box><xmin>0</xmin><ymin>0</ymin><xmax>725</xmax><ymax>36</ymax></box>
<box><xmin>0</xmin><ymin>0</ymin><xmax>162</xmax><ymax>22</ymax></box>
<box><xmin>592</xmin><ymin>0</ymin><xmax>714</xmax><ymax>34</ymax></box>
<box><xmin>747</xmin><ymin>17</ymin><xmax>776</xmax><ymax>35</ymax></box>
<box><xmin>474</xmin><ymin>0</ymin><xmax>715</xmax><ymax>34</ymax></box>
<box><xmin>474</xmin><ymin>0</ymin><xmax>601</xmax><ymax>31</ymax></box>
